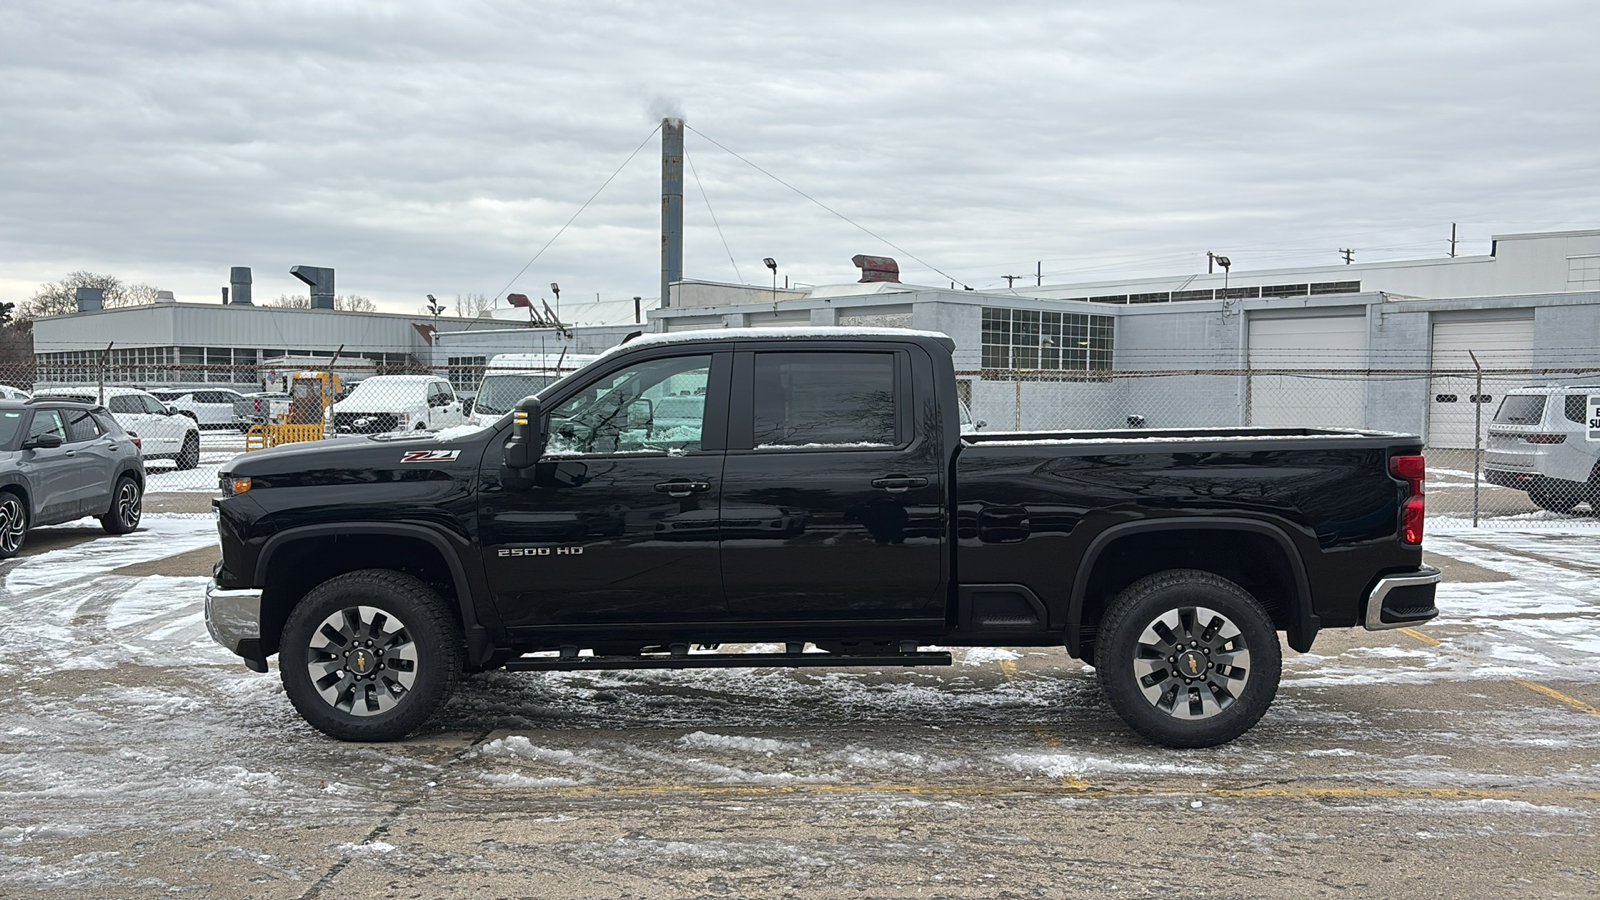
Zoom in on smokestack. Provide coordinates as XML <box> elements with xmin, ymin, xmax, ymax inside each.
<box><xmin>290</xmin><ymin>265</ymin><xmax>336</xmax><ymax>310</ymax></box>
<box><xmin>75</xmin><ymin>287</ymin><xmax>105</xmax><ymax>312</ymax></box>
<box><xmin>660</xmin><ymin>116</ymin><xmax>683</xmax><ymax>308</ymax></box>
<box><xmin>229</xmin><ymin>266</ymin><xmax>254</xmax><ymax>305</ymax></box>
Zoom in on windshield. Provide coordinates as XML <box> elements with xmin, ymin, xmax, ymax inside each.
<box><xmin>341</xmin><ymin>380</ymin><xmax>419</xmax><ymax>405</ymax></box>
<box><xmin>0</xmin><ymin>411</ymin><xmax>22</xmax><ymax>449</ymax></box>
<box><xmin>1493</xmin><ymin>395</ymin><xmax>1546</xmax><ymax>425</ymax></box>
<box><xmin>475</xmin><ymin>373</ymin><xmax>560</xmax><ymax>416</ymax></box>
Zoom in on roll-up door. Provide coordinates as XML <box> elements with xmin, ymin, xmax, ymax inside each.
<box><xmin>1428</xmin><ymin>316</ymin><xmax>1536</xmax><ymax>449</ymax></box>
<box><xmin>1248</xmin><ymin>313</ymin><xmax>1368</xmax><ymax>428</ymax></box>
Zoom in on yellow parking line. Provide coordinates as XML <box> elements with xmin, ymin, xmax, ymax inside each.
<box><xmin>444</xmin><ymin>781</ymin><xmax>1600</xmax><ymax>804</ymax></box>
<box><xmin>996</xmin><ymin>655</ymin><xmax>1089</xmax><ymax>788</ymax></box>
<box><xmin>1401</xmin><ymin>626</ymin><xmax>1597</xmax><ymax>718</ymax></box>
<box><xmin>1399</xmin><ymin>627</ymin><xmax>1440</xmax><ymax>647</ymax></box>
<box><xmin>1515</xmin><ymin>679</ymin><xmax>1600</xmax><ymax>717</ymax></box>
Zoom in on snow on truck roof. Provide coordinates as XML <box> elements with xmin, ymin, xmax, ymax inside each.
<box><xmin>599</xmin><ymin>327</ymin><xmax>955</xmax><ymax>361</ymax></box>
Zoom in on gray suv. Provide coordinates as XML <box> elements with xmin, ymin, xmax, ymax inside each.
<box><xmin>0</xmin><ymin>399</ymin><xmax>146</xmax><ymax>558</ymax></box>
<box><xmin>1484</xmin><ymin>384</ymin><xmax>1600</xmax><ymax>512</ymax></box>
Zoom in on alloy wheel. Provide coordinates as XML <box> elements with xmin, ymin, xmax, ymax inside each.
<box><xmin>0</xmin><ymin>495</ymin><xmax>25</xmax><ymax>555</ymax></box>
<box><xmin>305</xmin><ymin>605</ymin><xmax>421</xmax><ymax>716</ymax></box>
<box><xmin>1131</xmin><ymin>605</ymin><xmax>1252</xmax><ymax>720</ymax></box>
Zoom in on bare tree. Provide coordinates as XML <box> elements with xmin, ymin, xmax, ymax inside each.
<box><xmin>0</xmin><ymin>316</ymin><xmax>35</xmax><ymax>384</ymax></box>
<box><xmin>23</xmin><ymin>271</ymin><xmax>162</xmax><ymax>317</ymax></box>
<box><xmin>454</xmin><ymin>292</ymin><xmax>493</xmax><ymax>317</ymax></box>
<box><xmin>270</xmin><ymin>293</ymin><xmax>378</xmax><ymax>312</ymax></box>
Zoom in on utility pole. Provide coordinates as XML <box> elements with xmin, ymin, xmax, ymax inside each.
<box><xmin>1036</xmin><ymin>261</ymin><xmax>1042</xmax><ymax>286</ymax></box>
<box><xmin>1340</xmin><ymin>248</ymin><xmax>1355</xmax><ymax>265</ymax></box>
<box><xmin>1003</xmin><ymin>275</ymin><xmax>1020</xmax><ymax>288</ymax></box>
<box><xmin>1449</xmin><ymin>223</ymin><xmax>1457</xmax><ymax>258</ymax></box>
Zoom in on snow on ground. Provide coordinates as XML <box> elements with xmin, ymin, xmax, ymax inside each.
<box><xmin>0</xmin><ymin>515</ymin><xmax>1596</xmax><ymax>842</ymax></box>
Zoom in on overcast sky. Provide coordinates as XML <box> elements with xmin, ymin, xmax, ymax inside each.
<box><xmin>3</xmin><ymin>0</ymin><xmax>1598</xmax><ymax>316</ymax></box>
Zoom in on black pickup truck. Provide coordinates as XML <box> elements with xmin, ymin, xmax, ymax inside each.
<box><xmin>206</xmin><ymin>328</ymin><xmax>1439</xmax><ymax>747</ymax></box>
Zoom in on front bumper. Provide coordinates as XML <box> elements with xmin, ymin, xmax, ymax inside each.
<box><xmin>1363</xmin><ymin>565</ymin><xmax>1441</xmax><ymax>630</ymax></box>
<box><xmin>205</xmin><ymin>579</ymin><xmax>268</xmax><ymax>672</ymax></box>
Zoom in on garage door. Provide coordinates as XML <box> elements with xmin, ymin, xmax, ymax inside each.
<box><xmin>1428</xmin><ymin>316</ymin><xmax>1536</xmax><ymax>449</ymax></box>
<box><xmin>1248</xmin><ymin>313</ymin><xmax>1368</xmax><ymax>428</ymax></box>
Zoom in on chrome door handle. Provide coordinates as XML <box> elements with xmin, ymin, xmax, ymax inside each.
<box><xmin>871</xmin><ymin>475</ymin><xmax>928</xmax><ymax>493</ymax></box>
<box><xmin>654</xmin><ymin>480</ymin><xmax>711</xmax><ymax>498</ymax></box>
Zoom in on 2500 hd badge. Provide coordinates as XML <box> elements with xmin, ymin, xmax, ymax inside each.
<box><xmin>498</xmin><ymin>546</ymin><xmax>583</xmax><ymax>557</ymax></box>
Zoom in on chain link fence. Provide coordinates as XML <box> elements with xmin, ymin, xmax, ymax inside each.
<box><xmin>6</xmin><ymin>359</ymin><xmax>1598</xmax><ymax>530</ymax></box>
<box><xmin>960</xmin><ymin>367</ymin><xmax>1600</xmax><ymax>529</ymax></box>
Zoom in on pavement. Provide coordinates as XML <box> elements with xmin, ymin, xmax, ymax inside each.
<box><xmin>0</xmin><ymin>516</ymin><xmax>1596</xmax><ymax>899</ymax></box>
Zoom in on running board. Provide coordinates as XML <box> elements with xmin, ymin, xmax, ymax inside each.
<box><xmin>502</xmin><ymin>651</ymin><xmax>954</xmax><ymax>672</ymax></box>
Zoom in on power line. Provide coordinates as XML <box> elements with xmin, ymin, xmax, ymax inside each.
<box><xmin>686</xmin><ymin>125</ymin><xmax>970</xmax><ymax>289</ymax></box>
<box><xmin>685</xmin><ymin>147</ymin><xmax>743</xmax><ymax>284</ymax></box>
<box><xmin>488</xmin><ymin>123</ymin><xmax>663</xmax><ymax>306</ymax></box>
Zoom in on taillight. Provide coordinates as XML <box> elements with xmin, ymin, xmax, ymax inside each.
<box><xmin>129</xmin><ymin>435</ymin><xmax>142</xmax><ymax>451</ymax></box>
<box><xmin>1525</xmin><ymin>434</ymin><xmax>1566</xmax><ymax>444</ymax></box>
<box><xmin>1390</xmin><ymin>454</ymin><xmax>1425</xmax><ymax>545</ymax></box>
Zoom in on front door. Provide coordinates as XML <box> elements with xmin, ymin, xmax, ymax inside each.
<box><xmin>479</xmin><ymin>351</ymin><xmax>730</xmax><ymax>629</ymax></box>
<box><xmin>719</xmin><ymin>347</ymin><xmax>946</xmax><ymax>623</ymax></box>
<box><xmin>20</xmin><ymin>409</ymin><xmax>80</xmax><ymax>525</ymax></box>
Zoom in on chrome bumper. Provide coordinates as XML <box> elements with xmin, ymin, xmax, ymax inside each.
<box><xmin>205</xmin><ymin>579</ymin><xmax>263</xmax><ymax>656</ymax></box>
<box><xmin>1364</xmin><ymin>565</ymin><xmax>1442</xmax><ymax>630</ymax></box>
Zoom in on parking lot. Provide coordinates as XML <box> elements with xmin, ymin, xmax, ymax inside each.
<box><xmin>0</xmin><ymin>479</ymin><xmax>1596</xmax><ymax>899</ymax></box>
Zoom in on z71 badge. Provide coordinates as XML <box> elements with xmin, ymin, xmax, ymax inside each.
<box><xmin>400</xmin><ymin>449</ymin><xmax>461</xmax><ymax>463</ymax></box>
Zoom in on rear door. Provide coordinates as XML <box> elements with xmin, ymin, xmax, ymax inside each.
<box><xmin>719</xmin><ymin>343</ymin><xmax>946</xmax><ymax>623</ymax></box>
<box><xmin>63</xmin><ymin>407</ymin><xmax>117</xmax><ymax>515</ymax></box>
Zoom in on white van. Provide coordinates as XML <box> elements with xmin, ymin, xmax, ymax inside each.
<box><xmin>467</xmin><ymin>352</ymin><xmax>599</xmax><ymax>426</ymax></box>
<box><xmin>329</xmin><ymin>375</ymin><xmax>464</xmax><ymax>434</ymax></box>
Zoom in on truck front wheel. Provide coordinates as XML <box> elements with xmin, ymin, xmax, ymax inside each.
<box><xmin>279</xmin><ymin>569</ymin><xmax>463</xmax><ymax>741</ymax></box>
<box><xmin>1095</xmin><ymin>569</ymin><xmax>1282</xmax><ymax>748</ymax></box>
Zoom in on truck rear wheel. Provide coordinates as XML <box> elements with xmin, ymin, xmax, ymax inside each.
<box><xmin>1095</xmin><ymin>569</ymin><xmax>1282</xmax><ymax>748</ymax></box>
<box><xmin>279</xmin><ymin>569</ymin><xmax>463</xmax><ymax>741</ymax></box>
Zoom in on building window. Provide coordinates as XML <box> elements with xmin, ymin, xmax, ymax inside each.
<box><xmin>1569</xmin><ymin>256</ymin><xmax>1600</xmax><ymax>291</ymax></box>
<box><xmin>980</xmin><ymin>308</ymin><xmax>1114</xmax><ymax>372</ymax></box>
<box><xmin>447</xmin><ymin>356</ymin><xmax>488</xmax><ymax>392</ymax></box>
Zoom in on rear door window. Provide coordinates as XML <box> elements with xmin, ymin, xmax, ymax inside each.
<box><xmin>108</xmin><ymin>396</ymin><xmax>143</xmax><ymax>415</ymax></box>
<box><xmin>1493</xmin><ymin>395</ymin><xmax>1546</xmax><ymax>425</ymax></box>
<box><xmin>752</xmin><ymin>352</ymin><xmax>898</xmax><ymax>448</ymax></box>
<box><xmin>65</xmin><ymin>409</ymin><xmax>103</xmax><ymax>443</ymax></box>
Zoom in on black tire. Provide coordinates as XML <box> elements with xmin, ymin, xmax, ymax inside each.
<box><xmin>279</xmin><ymin>569</ymin><xmax>464</xmax><ymax>741</ymax></box>
<box><xmin>0</xmin><ymin>490</ymin><xmax>28</xmax><ymax>560</ymax></box>
<box><xmin>175</xmin><ymin>432</ymin><xmax>200</xmax><ymax>470</ymax></box>
<box><xmin>1095</xmin><ymin>569</ymin><xmax>1282</xmax><ymax>749</ymax></box>
<box><xmin>1528</xmin><ymin>482</ymin><xmax>1581</xmax><ymax>513</ymax></box>
<box><xmin>99</xmin><ymin>476</ymin><xmax>142</xmax><ymax>534</ymax></box>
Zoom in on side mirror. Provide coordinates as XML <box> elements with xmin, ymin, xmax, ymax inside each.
<box><xmin>503</xmin><ymin>397</ymin><xmax>545</xmax><ymax>469</ymax></box>
<box><xmin>25</xmin><ymin>432</ymin><xmax>64</xmax><ymax>450</ymax></box>
<box><xmin>975</xmin><ymin>419</ymin><xmax>987</xmax><ymax>430</ymax></box>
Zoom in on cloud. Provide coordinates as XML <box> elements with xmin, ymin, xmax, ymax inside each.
<box><xmin>1</xmin><ymin>0</ymin><xmax>1598</xmax><ymax>310</ymax></box>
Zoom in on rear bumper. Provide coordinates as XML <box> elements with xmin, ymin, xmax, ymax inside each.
<box><xmin>1363</xmin><ymin>565</ymin><xmax>1441</xmax><ymax>630</ymax></box>
<box><xmin>205</xmin><ymin>580</ymin><xmax>268</xmax><ymax>671</ymax></box>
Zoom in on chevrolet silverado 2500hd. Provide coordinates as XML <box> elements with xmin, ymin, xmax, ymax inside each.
<box><xmin>206</xmin><ymin>328</ymin><xmax>1439</xmax><ymax>747</ymax></box>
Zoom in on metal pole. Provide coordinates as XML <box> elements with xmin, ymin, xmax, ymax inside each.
<box><xmin>1469</xmin><ymin>349</ymin><xmax>1482</xmax><ymax>527</ymax></box>
<box><xmin>1014</xmin><ymin>372</ymin><xmax>1022</xmax><ymax>431</ymax></box>
<box><xmin>98</xmin><ymin>342</ymin><xmax>112</xmax><ymax>405</ymax></box>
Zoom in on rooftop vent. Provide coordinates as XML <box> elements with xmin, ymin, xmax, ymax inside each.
<box><xmin>852</xmin><ymin>254</ymin><xmax>900</xmax><ymax>283</ymax></box>
<box><xmin>75</xmin><ymin>287</ymin><xmax>105</xmax><ymax>312</ymax></box>
<box><xmin>155</xmin><ymin>290</ymin><xmax>177</xmax><ymax>303</ymax></box>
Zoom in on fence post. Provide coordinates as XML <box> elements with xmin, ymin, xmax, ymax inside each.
<box><xmin>97</xmin><ymin>342</ymin><xmax>113</xmax><ymax>406</ymax></box>
<box><xmin>1014</xmin><ymin>372</ymin><xmax>1021</xmax><ymax>431</ymax></box>
<box><xmin>1469</xmin><ymin>350</ymin><xmax>1482</xmax><ymax>528</ymax></box>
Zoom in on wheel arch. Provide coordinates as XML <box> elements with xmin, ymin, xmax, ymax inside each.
<box><xmin>254</xmin><ymin>523</ymin><xmax>492</xmax><ymax>666</ymax></box>
<box><xmin>1066</xmin><ymin>517</ymin><xmax>1318</xmax><ymax>659</ymax></box>
<box><xmin>0</xmin><ymin>480</ymin><xmax>30</xmax><ymax>516</ymax></box>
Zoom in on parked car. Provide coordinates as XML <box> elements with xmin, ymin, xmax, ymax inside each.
<box><xmin>0</xmin><ymin>385</ymin><xmax>32</xmax><ymax>401</ymax></box>
<box><xmin>329</xmin><ymin>375</ymin><xmax>464</xmax><ymax>434</ymax></box>
<box><xmin>208</xmin><ymin>328</ymin><xmax>1437</xmax><ymax>745</ymax></box>
<box><xmin>35</xmin><ymin>387</ymin><xmax>202</xmax><ymax>469</ymax></box>
<box><xmin>234</xmin><ymin>392</ymin><xmax>291</xmax><ymax>430</ymax></box>
<box><xmin>467</xmin><ymin>352</ymin><xmax>600</xmax><ymax>426</ymax></box>
<box><xmin>1484</xmin><ymin>383</ymin><xmax>1600</xmax><ymax>512</ymax></box>
<box><xmin>0</xmin><ymin>398</ymin><xmax>145</xmax><ymax>558</ymax></box>
<box><xmin>166</xmin><ymin>388</ymin><xmax>248</xmax><ymax>429</ymax></box>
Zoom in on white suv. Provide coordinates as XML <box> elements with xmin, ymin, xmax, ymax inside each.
<box><xmin>329</xmin><ymin>376</ymin><xmax>464</xmax><ymax>434</ymax></box>
<box><xmin>35</xmin><ymin>386</ymin><xmax>202</xmax><ymax>469</ymax></box>
<box><xmin>166</xmin><ymin>388</ymin><xmax>247</xmax><ymax>429</ymax></box>
<box><xmin>1484</xmin><ymin>383</ymin><xmax>1600</xmax><ymax>512</ymax></box>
